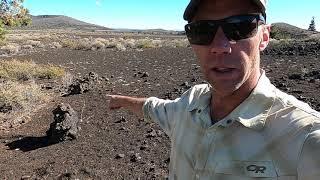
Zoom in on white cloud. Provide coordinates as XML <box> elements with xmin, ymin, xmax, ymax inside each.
<box><xmin>96</xmin><ymin>0</ymin><xmax>102</xmax><ymax>7</ymax></box>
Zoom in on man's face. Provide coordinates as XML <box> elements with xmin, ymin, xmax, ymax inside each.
<box><xmin>190</xmin><ymin>0</ymin><xmax>270</xmax><ymax>97</ymax></box>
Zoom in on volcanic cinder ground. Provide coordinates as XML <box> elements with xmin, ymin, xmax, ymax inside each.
<box><xmin>0</xmin><ymin>38</ymin><xmax>320</xmax><ymax>179</ymax></box>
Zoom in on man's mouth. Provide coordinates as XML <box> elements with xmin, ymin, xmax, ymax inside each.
<box><xmin>212</xmin><ymin>67</ymin><xmax>234</xmax><ymax>73</ymax></box>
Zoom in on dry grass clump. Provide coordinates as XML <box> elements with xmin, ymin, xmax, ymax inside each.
<box><xmin>0</xmin><ymin>59</ymin><xmax>65</xmax><ymax>80</ymax></box>
<box><xmin>0</xmin><ymin>60</ymin><xmax>66</xmax><ymax>129</ymax></box>
<box><xmin>49</xmin><ymin>42</ymin><xmax>62</xmax><ymax>49</ymax></box>
<box><xmin>6</xmin><ymin>33</ymin><xmax>52</xmax><ymax>42</ymax></box>
<box><xmin>0</xmin><ymin>80</ymin><xmax>47</xmax><ymax>111</ymax></box>
<box><xmin>92</xmin><ymin>39</ymin><xmax>106</xmax><ymax>50</ymax></box>
<box><xmin>268</xmin><ymin>39</ymin><xmax>292</xmax><ymax>49</ymax></box>
<box><xmin>3</xmin><ymin>31</ymin><xmax>190</xmax><ymax>52</ymax></box>
<box><xmin>115</xmin><ymin>43</ymin><xmax>126</xmax><ymax>51</ymax></box>
<box><xmin>165</xmin><ymin>39</ymin><xmax>189</xmax><ymax>48</ymax></box>
<box><xmin>2</xmin><ymin>31</ymin><xmax>190</xmax><ymax>55</ymax></box>
<box><xmin>0</xmin><ymin>80</ymin><xmax>50</xmax><ymax>129</ymax></box>
<box><xmin>25</xmin><ymin>40</ymin><xmax>44</xmax><ymax>48</ymax></box>
<box><xmin>122</xmin><ymin>38</ymin><xmax>136</xmax><ymax>48</ymax></box>
<box><xmin>94</xmin><ymin>37</ymin><xmax>109</xmax><ymax>45</ymax></box>
<box><xmin>21</xmin><ymin>44</ymin><xmax>33</xmax><ymax>49</ymax></box>
<box><xmin>60</xmin><ymin>39</ymin><xmax>78</xmax><ymax>49</ymax></box>
<box><xmin>0</xmin><ymin>43</ymin><xmax>20</xmax><ymax>54</ymax></box>
<box><xmin>136</xmin><ymin>38</ymin><xmax>157</xmax><ymax>48</ymax></box>
<box><xmin>61</xmin><ymin>37</ymin><xmax>118</xmax><ymax>50</ymax></box>
<box><xmin>60</xmin><ymin>37</ymin><xmax>189</xmax><ymax>51</ymax></box>
<box><xmin>60</xmin><ymin>38</ymin><xmax>93</xmax><ymax>50</ymax></box>
<box><xmin>0</xmin><ymin>40</ymin><xmax>7</xmax><ymax>46</ymax></box>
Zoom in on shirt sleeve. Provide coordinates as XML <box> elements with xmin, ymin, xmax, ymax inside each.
<box><xmin>142</xmin><ymin>96</ymin><xmax>182</xmax><ymax>138</ymax></box>
<box><xmin>298</xmin><ymin>122</ymin><xmax>320</xmax><ymax>180</ymax></box>
<box><xmin>142</xmin><ymin>86</ymin><xmax>197</xmax><ymax>138</ymax></box>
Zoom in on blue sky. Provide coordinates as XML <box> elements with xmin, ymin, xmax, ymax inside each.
<box><xmin>23</xmin><ymin>0</ymin><xmax>320</xmax><ymax>30</ymax></box>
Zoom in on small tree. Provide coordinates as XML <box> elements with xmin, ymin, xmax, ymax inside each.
<box><xmin>308</xmin><ymin>16</ymin><xmax>316</xmax><ymax>31</ymax></box>
<box><xmin>0</xmin><ymin>0</ymin><xmax>31</xmax><ymax>42</ymax></box>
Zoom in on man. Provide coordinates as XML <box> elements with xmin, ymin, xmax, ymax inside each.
<box><xmin>108</xmin><ymin>0</ymin><xmax>320</xmax><ymax>179</ymax></box>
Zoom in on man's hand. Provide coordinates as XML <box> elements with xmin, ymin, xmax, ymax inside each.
<box><xmin>106</xmin><ymin>95</ymin><xmax>147</xmax><ymax>117</ymax></box>
<box><xmin>107</xmin><ymin>95</ymin><xmax>125</xmax><ymax>110</ymax></box>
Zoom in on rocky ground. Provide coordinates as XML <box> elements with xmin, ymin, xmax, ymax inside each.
<box><xmin>0</xmin><ymin>42</ymin><xmax>319</xmax><ymax>179</ymax></box>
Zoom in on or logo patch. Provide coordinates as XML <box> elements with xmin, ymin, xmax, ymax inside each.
<box><xmin>243</xmin><ymin>161</ymin><xmax>277</xmax><ymax>177</ymax></box>
<box><xmin>216</xmin><ymin>161</ymin><xmax>277</xmax><ymax>177</ymax></box>
<box><xmin>246</xmin><ymin>164</ymin><xmax>267</xmax><ymax>173</ymax></box>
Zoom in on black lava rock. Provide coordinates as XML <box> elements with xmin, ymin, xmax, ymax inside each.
<box><xmin>46</xmin><ymin>103</ymin><xmax>80</xmax><ymax>144</ymax></box>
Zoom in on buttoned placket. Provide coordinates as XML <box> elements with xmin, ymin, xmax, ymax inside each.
<box><xmin>193</xmin><ymin>107</ymin><xmax>237</xmax><ymax>178</ymax></box>
<box><xmin>193</xmin><ymin>107</ymin><xmax>220</xmax><ymax>178</ymax></box>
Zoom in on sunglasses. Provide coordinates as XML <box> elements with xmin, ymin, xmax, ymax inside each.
<box><xmin>185</xmin><ymin>14</ymin><xmax>265</xmax><ymax>45</ymax></box>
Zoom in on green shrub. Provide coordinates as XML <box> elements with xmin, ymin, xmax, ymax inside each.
<box><xmin>268</xmin><ymin>39</ymin><xmax>297</xmax><ymax>51</ymax></box>
<box><xmin>18</xmin><ymin>16</ymin><xmax>32</xmax><ymax>26</ymax></box>
<box><xmin>270</xmin><ymin>26</ymin><xmax>291</xmax><ymax>40</ymax></box>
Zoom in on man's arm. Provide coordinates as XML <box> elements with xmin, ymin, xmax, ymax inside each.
<box><xmin>107</xmin><ymin>86</ymin><xmax>193</xmax><ymax>137</ymax></box>
<box><xmin>107</xmin><ymin>95</ymin><xmax>147</xmax><ymax>117</ymax></box>
<box><xmin>298</xmin><ymin>123</ymin><xmax>320</xmax><ymax>179</ymax></box>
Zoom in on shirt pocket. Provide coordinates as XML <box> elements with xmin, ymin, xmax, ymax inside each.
<box><xmin>214</xmin><ymin>161</ymin><xmax>278</xmax><ymax>179</ymax></box>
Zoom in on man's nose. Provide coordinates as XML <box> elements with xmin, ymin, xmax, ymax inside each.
<box><xmin>209</xmin><ymin>27</ymin><xmax>232</xmax><ymax>54</ymax></box>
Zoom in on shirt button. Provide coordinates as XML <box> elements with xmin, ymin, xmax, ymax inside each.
<box><xmin>226</xmin><ymin>119</ymin><xmax>232</xmax><ymax>124</ymax></box>
<box><xmin>197</xmin><ymin>109</ymin><xmax>202</xmax><ymax>113</ymax></box>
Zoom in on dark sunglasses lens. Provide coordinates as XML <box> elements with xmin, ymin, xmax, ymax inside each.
<box><xmin>185</xmin><ymin>15</ymin><xmax>262</xmax><ymax>45</ymax></box>
<box><xmin>223</xmin><ymin>19</ymin><xmax>258</xmax><ymax>41</ymax></box>
<box><xmin>185</xmin><ymin>22</ymin><xmax>217</xmax><ymax>45</ymax></box>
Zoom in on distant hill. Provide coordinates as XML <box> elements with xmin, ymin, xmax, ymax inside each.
<box><xmin>18</xmin><ymin>15</ymin><xmax>319</xmax><ymax>39</ymax></box>
<box><xmin>14</xmin><ymin>15</ymin><xmax>111</xmax><ymax>30</ymax></box>
<box><xmin>109</xmin><ymin>28</ymin><xmax>185</xmax><ymax>35</ymax></box>
<box><xmin>271</xmin><ymin>23</ymin><xmax>319</xmax><ymax>40</ymax></box>
<box><xmin>11</xmin><ymin>15</ymin><xmax>186</xmax><ymax>35</ymax></box>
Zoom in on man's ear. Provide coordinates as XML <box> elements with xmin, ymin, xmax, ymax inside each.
<box><xmin>259</xmin><ymin>24</ymin><xmax>271</xmax><ymax>51</ymax></box>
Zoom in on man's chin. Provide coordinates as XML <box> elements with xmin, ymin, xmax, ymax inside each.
<box><xmin>210</xmin><ymin>82</ymin><xmax>242</xmax><ymax>97</ymax></box>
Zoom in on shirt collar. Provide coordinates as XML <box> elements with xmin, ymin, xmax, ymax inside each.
<box><xmin>226</xmin><ymin>71</ymin><xmax>276</xmax><ymax>130</ymax></box>
<box><xmin>187</xmin><ymin>70</ymin><xmax>276</xmax><ymax>131</ymax></box>
<box><xmin>186</xmin><ymin>84</ymin><xmax>212</xmax><ymax>112</ymax></box>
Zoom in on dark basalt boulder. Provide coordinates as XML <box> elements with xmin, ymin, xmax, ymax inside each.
<box><xmin>61</xmin><ymin>72</ymin><xmax>99</xmax><ymax>97</ymax></box>
<box><xmin>46</xmin><ymin>103</ymin><xmax>80</xmax><ymax>143</ymax></box>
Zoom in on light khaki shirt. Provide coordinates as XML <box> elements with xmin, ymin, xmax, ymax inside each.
<box><xmin>143</xmin><ymin>71</ymin><xmax>320</xmax><ymax>180</ymax></box>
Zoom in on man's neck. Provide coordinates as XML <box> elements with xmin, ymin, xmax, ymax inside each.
<box><xmin>210</xmin><ymin>71</ymin><xmax>262</xmax><ymax>121</ymax></box>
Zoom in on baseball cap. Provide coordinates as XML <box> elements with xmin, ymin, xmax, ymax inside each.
<box><xmin>183</xmin><ymin>0</ymin><xmax>267</xmax><ymax>22</ymax></box>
